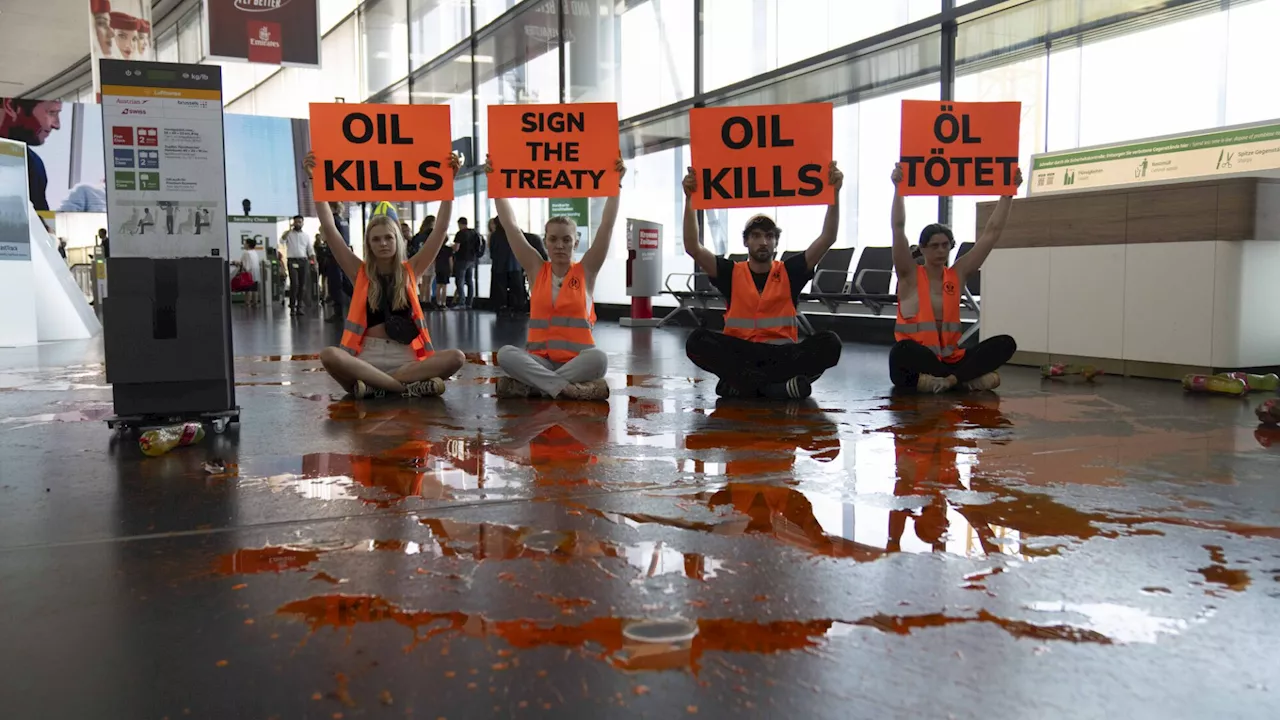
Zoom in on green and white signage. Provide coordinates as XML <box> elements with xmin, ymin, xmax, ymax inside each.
<box><xmin>549</xmin><ymin>197</ymin><xmax>589</xmax><ymax>259</ymax></box>
<box><xmin>1028</xmin><ymin>120</ymin><xmax>1280</xmax><ymax>195</ymax></box>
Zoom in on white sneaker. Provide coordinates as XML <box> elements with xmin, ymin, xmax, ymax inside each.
<box><xmin>917</xmin><ymin>374</ymin><xmax>954</xmax><ymax>394</ymax></box>
<box><xmin>965</xmin><ymin>372</ymin><xmax>1001</xmax><ymax>392</ymax></box>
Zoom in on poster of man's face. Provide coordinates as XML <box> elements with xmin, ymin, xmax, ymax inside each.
<box><xmin>1</xmin><ymin>99</ymin><xmax>106</xmax><ymax>213</ymax></box>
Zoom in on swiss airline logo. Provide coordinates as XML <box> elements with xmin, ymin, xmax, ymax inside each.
<box><xmin>246</xmin><ymin>20</ymin><xmax>283</xmax><ymax>64</ymax></box>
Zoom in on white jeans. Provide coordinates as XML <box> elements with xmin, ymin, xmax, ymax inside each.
<box><xmin>496</xmin><ymin>345</ymin><xmax>608</xmax><ymax>397</ymax></box>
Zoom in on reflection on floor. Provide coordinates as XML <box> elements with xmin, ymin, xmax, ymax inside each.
<box><xmin>0</xmin><ymin>312</ymin><xmax>1277</xmax><ymax>719</ymax></box>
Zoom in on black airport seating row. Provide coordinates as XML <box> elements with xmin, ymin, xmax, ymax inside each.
<box><xmin>660</xmin><ymin>243</ymin><xmax>981</xmax><ymax>342</ymax></box>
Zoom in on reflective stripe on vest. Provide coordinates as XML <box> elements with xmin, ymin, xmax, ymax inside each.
<box><xmin>894</xmin><ymin>265</ymin><xmax>966</xmax><ymax>363</ymax></box>
<box><xmin>339</xmin><ymin>262</ymin><xmax>435</xmax><ymax>360</ymax></box>
<box><xmin>723</xmin><ymin>260</ymin><xmax>799</xmax><ymax>344</ymax></box>
<box><xmin>527</xmin><ymin>262</ymin><xmax>596</xmax><ymax>363</ymax></box>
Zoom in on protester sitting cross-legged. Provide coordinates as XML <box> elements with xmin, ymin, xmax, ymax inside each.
<box><xmin>888</xmin><ymin>162</ymin><xmax>1021</xmax><ymax>393</ymax></box>
<box><xmin>303</xmin><ymin>151</ymin><xmax>466</xmax><ymax>400</ymax></box>
<box><xmin>488</xmin><ymin>153</ymin><xmax>627</xmax><ymax>401</ymax></box>
<box><xmin>680</xmin><ymin>163</ymin><xmax>845</xmax><ymax>400</ymax></box>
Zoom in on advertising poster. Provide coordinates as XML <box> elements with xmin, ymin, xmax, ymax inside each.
<box><xmin>227</xmin><ymin>215</ymin><xmax>278</xmax><ymax>253</ymax></box>
<box><xmin>100</xmin><ymin>60</ymin><xmax>229</xmax><ymax>259</ymax></box>
<box><xmin>203</xmin><ymin>0</ymin><xmax>321</xmax><ymax>68</ymax></box>
<box><xmin>0</xmin><ymin>139</ymin><xmax>32</xmax><ymax>261</ymax></box>
<box><xmin>89</xmin><ymin>0</ymin><xmax>157</xmax><ymax>95</ymax></box>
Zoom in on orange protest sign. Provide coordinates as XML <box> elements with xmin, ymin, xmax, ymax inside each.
<box><xmin>487</xmin><ymin>103</ymin><xmax>620</xmax><ymax>198</ymax></box>
<box><xmin>309</xmin><ymin>103</ymin><xmax>452</xmax><ymax>202</ymax></box>
<box><xmin>899</xmin><ymin>100</ymin><xmax>1021</xmax><ymax>196</ymax></box>
<box><xmin>689</xmin><ymin>103</ymin><xmax>833</xmax><ymax>210</ymax></box>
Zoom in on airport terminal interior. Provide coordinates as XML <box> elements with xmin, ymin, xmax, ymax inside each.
<box><xmin>2</xmin><ymin>0</ymin><xmax>1280</xmax><ymax>718</ymax></box>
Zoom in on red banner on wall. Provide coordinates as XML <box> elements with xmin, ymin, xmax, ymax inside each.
<box><xmin>202</xmin><ymin>0</ymin><xmax>320</xmax><ymax>68</ymax></box>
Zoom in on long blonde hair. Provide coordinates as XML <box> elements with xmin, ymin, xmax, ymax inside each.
<box><xmin>363</xmin><ymin>215</ymin><xmax>409</xmax><ymax>311</ymax></box>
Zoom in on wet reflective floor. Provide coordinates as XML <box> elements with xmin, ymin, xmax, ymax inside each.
<box><xmin>1</xmin><ymin>311</ymin><xmax>1278</xmax><ymax>718</ymax></box>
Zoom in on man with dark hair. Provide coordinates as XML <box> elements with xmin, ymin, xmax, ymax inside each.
<box><xmin>452</xmin><ymin>217</ymin><xmax>483</xmax><ymax>309</ymax></box>
<box><xmin>888</xmin><ymin>163</ymin><xmax>1020</xmax><ymax>392</ymax></box>
<box><xmin>282</xmin><ymin>214</ymin><xmax>313</xmax><ymax>316</ymax></box>
<box><xmin>98</xmin><ymin>228</ymin><xmax>110</xmax><ymax>258</ymax></box>
<box><xmin>0</xmin><ymin>98</ymin><xmax>62</xmax><ymax>211</ymax></box>
<box><xmin>680</xmin><ymin>164</ymin><xmax>845</xmax><ymax>400</ymax></box>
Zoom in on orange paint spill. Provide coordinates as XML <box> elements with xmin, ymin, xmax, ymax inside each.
<box><xmin>277</xmin><ymin>594</ymin><xmax>1119</xmax><ymax>675</ymax></box>
<box><xmin>215</xmin><ymin>546</ymin><xmax>322</xmax><ymax>576</ymax></box>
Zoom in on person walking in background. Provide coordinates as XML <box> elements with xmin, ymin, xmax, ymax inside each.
<box><xmin>488</xmin><ymin>217</ymin><xmax>512</xmax><ymax>314</ymax></box>
<box><xmin>97</xmin><ymin>228</ymin><xmax>110</xmax><ymax>258</ymax></box>
<box><xmin>57</xmin><ymin>238</ymin><xmax>67</xmax><ymax>260</ymax></box>
<box><xmin>282</xmin><ymin>214</ymin><xmax>314</xmax><ymax>316</ymax></box>
<box><xmin>321</xmin><ymin>203</ymin><xmax>352</xmax><ymax>323</ymax></box>
<box><xmin>452</xmin><ymin>217</ymin><xmax>483</xmax><ymax>309</ymax></box>
<box><xmin>433</xmin><ymin>238</ymin><xmax>453</xmax><ymax>310</ymax></box>
<box><xmin>411</xmin><ymin>215</ymin><xmax>435</xmax><ymax>305</ymax></box>
<box><xmin>237</xmin><ymin>237</ymin><xmax>264</xmax><ymax>308</ymax></box>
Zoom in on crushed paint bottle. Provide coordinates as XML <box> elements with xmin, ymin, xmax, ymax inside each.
<box><xmin>139</xmin><ymin>422</ymin><xmax>206</xmax><ymax>457</ymax></box>
<box><xmin>1217</xmin><ymin>372</ymin><xmax>1279</xmax><ymax>392</ymax></box>
<box><xmin>1182</xmin><ymin>374</ymin><xmax>1247</xmax><ymax>396</ymax></box>
<box><xmin>1040</xmin><ymin>364</ymin><xmax>1102</xmax><ymax>381</ymax></box>
<box><xmin>1256</xmin><ymin>398</ymin><xmax>1280</xmax><ymax>427</ymax></box>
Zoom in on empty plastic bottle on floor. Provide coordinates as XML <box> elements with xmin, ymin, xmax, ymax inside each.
<box><xmin>139</xmin><ymin>422</ymin><xmax>206</xmax><ymax>457</ymax></box>
<box><xmin>1040</xmin><ymin>363</ymin><xmax>1102</xmax><ymax>381</ymax></box>
<box><xmin>1182</xmin><ymin>374</ymin><xmax>1247</xmax><ymax>396</ymax></box>
<box><xmin>1219</xmin><ymin>372</ymin><xmax>1279</xmax><ymax>392</ymax></box>
<box><xmin>1256</xmin><ymin>398</ymin><xmax>1280</xmax><ymax>426</ymax></box>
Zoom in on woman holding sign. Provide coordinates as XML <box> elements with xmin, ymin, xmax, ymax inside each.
<box><xmin>304</xmin><ymin>152</ymin><xmax>467</xmax><ymax>400</ymax></box>
<box><xmin>889</xmin><ymin>163</ymin><xmax>1020</xmax><ymax>393</ymax></box>
<box><xmin>486</xmin><ymin>154</ymin><xmax>627</xmax><ymax>401</ymax></box>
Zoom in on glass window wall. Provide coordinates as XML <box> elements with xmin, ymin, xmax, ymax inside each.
<box><xmin>362</xmin><ymin>0</ymin><xmax>410</xmax><ymax>98</ymax></box>
<box><xmin>410</xmin><ymin>0</ymin><xmax>471</xmax><ymax>70</ymax></box>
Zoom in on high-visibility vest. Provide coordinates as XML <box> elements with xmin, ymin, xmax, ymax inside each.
<box><xmin>340</xmin><ymin>262</ymin><xmax>434</xmax><ymax>360</ymax></box>
<box><xmin>895</xmin><ymin>265</ymin><xmax>966</xmax><ymax>362</ymax></box>
<box><xmin>527</xmin><ymin>262</ymin><xmax>596</xmax><ymax>363</ymax></box>
<box><xmin>723</xmin><ymin>261</ymin><xmax>797</xmax><ymax>344</ymax></box>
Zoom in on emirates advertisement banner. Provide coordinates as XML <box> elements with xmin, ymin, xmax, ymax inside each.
<box><xmin>88</xmin><ymin>0</ymin><xmax>157</xmax><ymax>93</ymax></box>
<box><xmin>203</xmin><ymin>0</ymin><xmax>321</xmax><ymax>68</ymax></box>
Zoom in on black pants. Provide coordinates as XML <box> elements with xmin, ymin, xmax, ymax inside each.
<box><xmin>288</xmin><ymin>259</ymin><xmax>310</xmax><ymax>310</ymax></box>
<box><xmin>325</xmin><ymin>262</ymin><xmax>347</xmax><ymax>320</ymax></box>
<box><xmin>504</xmin><ymin>271</ymin><xmax>527</xmax><ymax>310</ymax></box>
<box><xmin>889</xmin><ymin>335</ymin><xmax>1017</xmax><ymax>388</ymax></box>
<box><xmin>686</xmin><ymin>329</ymin><xmax>842</xmax><ymax>394</ymax></box>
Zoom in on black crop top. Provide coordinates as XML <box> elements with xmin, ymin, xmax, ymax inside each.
<box><xmin>366</xmin><ymin>274</ymin><xmax>414</xmax><ymax>327</ymax></box>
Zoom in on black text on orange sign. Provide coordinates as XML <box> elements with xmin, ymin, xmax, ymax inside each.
<box><xmin>699</xmin><ymin>114</ymin><xmax>824</xmax><ymax>202</ymax></box>
<box><xmin>323</xmin><ymin>111</ymin><xmax>444</xmax><ymax>193</ymax></box>
<box><xmin>497</xmin><ymin>111</ymin><xmax>607</xmax><ymax>192</ymax></box>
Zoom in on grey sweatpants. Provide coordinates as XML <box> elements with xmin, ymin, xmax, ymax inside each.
<box><xmin>496</xmin><ymin>345</ymin><xmax>608</xmax><ymax>398</ymax></box>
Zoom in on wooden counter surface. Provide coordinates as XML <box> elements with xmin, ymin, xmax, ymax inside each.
<box><xmin>975</xmin><ymin>177</ymin><xmax>1280</xmax><ymax>247</ymax></box>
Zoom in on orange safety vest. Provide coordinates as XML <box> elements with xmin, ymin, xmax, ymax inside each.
<box><xmin>895</xmin><ymin>265</ymin><xmax>966</xmax><ymax>363</ymax></box>
<box><xmin>527</xmin><ymin>263</ymin><xmax>596</xmax><ymax>363</ymax></box>
<box><xmin>723</xmin><ymin>261</ymin><xmax>797</xmax><ymax>344</ymax></box>
<box><xmin>340</xmin><ymin>262</ymin><xmax>434</xmax><ymax>360</ymax></box>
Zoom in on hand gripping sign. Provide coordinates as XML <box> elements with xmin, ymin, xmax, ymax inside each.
<box><xmin>899</xmin><ymin>100</ymin><xmax>1021</xmax><ymax>196</ymax></box>
<box><xmin>487</xmin><ymin>103</ymin><xmax>620</xmax><ymax>198</ymax></box>
<box><xmin>689</xmin><ymin>103</ymin><xmax>833</xmax><ymax>210</ymax></box>
<box><xmin>309</xmin><ymin>103</ymin><xmax>453</xmax><ymax>201</ymax></box>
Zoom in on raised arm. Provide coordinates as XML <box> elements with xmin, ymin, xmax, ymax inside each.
<box><xmin>304</xmin><ymin>152</ymin><xmax>362</xmax><ymax>280</ymax></box>
<box><xmin>407</xmin><ymin>153</ymin><xmax>462</xmax><ymax>278</ymax></box>
<box><xmin>580</xmin><ymin>156</ymin><xmax>627</xmax><ymax>281</ymax></box>
<box><xmin>803</xmin><ymin>161</ymin><xmax>844</xmax><ymax>270</ymax></box>
<box><xmin>890</xmin><ymin>163</ymin><xmax>915</xmax><ymax>279</ymax></box>
<box><xmin>485</xmin><ymin>155</ymin><xmax>546</xmax><ymax>279</ymax></box>
<box><xmin>681</xmin><ymin>167</ymin><xmax>719</xmax><ymax>278</ymax></box>
<box><xmin>953</xmin><ymin>168</ymin><xmax>1023</xmax><ymax>278</ymax></box>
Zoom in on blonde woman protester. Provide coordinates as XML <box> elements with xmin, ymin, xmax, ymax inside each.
<box><xmin>303</xmin><ymin>151</ymin><xmax>466</xmax><ymax>399</ymax></box>
<box><xmin>488</xmin><ymin>154</ymin><xmax>627</xmax><ymax>401</ymax></box>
